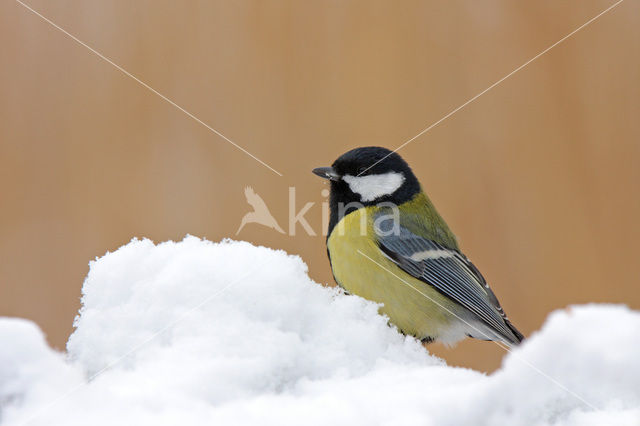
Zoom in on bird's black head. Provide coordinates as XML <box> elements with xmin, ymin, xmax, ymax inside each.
<box><xmin>312</xmin><ymin>147</ymin><xmax>421</xmax><ymax>234</ymax></box>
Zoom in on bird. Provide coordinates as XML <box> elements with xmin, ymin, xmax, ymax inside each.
<box><xmin>312</xmin><ymin>146</ymin><xmax>524</xmax><ymax>347</ymax></box>
<box><xmin>236</xmin><ymin>186</ymin><xmax>285</xmax><ymax>235</ymax></box>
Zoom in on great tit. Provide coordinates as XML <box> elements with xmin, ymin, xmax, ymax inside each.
<box><xmin>313</xmin><ymin>146</ymin><xmax>524</xmax><ymax>347</ymax></box>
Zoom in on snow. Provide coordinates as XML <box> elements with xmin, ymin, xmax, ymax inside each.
<box><xmin>1</xmin><ymin>236</ymin><xmax>638</xmax><ymax>426</ymax></box>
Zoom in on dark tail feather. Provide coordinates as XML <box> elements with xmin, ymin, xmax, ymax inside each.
<box><xmin>504</xmin><ymin>318</ymin><xmax>525</xmax><ymax>345</ymax></box>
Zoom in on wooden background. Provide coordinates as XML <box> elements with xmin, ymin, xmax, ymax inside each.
<box><xmin>1</xmin><ymin>0</ymin><xmax>638</xmax><ymax>372</ymax></box>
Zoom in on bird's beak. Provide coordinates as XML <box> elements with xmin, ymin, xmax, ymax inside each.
<box><xmin>312</xmin><ymin>166</ymin><xmax>340</xmax><ymax>181</ymax></box>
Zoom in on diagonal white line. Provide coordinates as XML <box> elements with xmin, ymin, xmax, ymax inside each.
<box><xmin>357</xmin><ymin>249</ymin><xmax>598</xmax><ymax>410</ymax></box>
<box><xmin>358</xmin><ymin>0</ymin><xmax>625</xmax><ymax>176</ymax></box>
<box><xmin>14</xmin><ymin>0</ymin><xmax>283</xmax><ymax>177</ymax></box>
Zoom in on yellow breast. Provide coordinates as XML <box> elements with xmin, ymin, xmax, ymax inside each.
<box><xmin>327</xmin><ymin>207</ymin><xmax>464</xmax><ymax>341</ymax></box>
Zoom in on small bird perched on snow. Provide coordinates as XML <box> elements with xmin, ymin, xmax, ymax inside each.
<box><xmin>313</xmin><ymin>146</ymin><xmax>524</xmax><ymax>347</ymax></box>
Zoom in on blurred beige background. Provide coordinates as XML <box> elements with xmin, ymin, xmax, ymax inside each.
<box><xmin>1</xmin><ymin>0</ymin><xmax>638</xmax><ymax>373</ymax></box>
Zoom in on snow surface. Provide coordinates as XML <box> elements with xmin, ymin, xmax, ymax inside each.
<box><xmin>1</xmin><ymin>236</ymin><xmax>638</xmax><ymax>426</ymax></box>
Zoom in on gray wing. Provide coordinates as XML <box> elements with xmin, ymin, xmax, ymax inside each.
<box><xmin>377</xmin><ymin>226</ymin><xmax>523</xmax><ymax>346</ymax></box>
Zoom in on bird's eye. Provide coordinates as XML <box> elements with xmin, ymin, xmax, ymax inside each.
<box><xmin>357</xmin><ymin>166</ymin><xmax>368</xmax><ymax>175</ymax></box>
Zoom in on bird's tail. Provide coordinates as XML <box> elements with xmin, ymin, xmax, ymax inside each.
<box><xmin>504</xmin><ymin>318</ymin><xmax>525</xmax><ymax>345</ymax></box>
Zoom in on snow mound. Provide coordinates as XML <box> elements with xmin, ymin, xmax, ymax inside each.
<box><xmin>1</xmin><ymin>237</ymin><xmax>639</xmax><ymax>426</ymax></box>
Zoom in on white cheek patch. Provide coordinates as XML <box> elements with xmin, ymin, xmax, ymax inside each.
<box><xmin>342</xmin><ymin>172</ymin><xmax>405</xmax><ymax>202</ymax></box>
